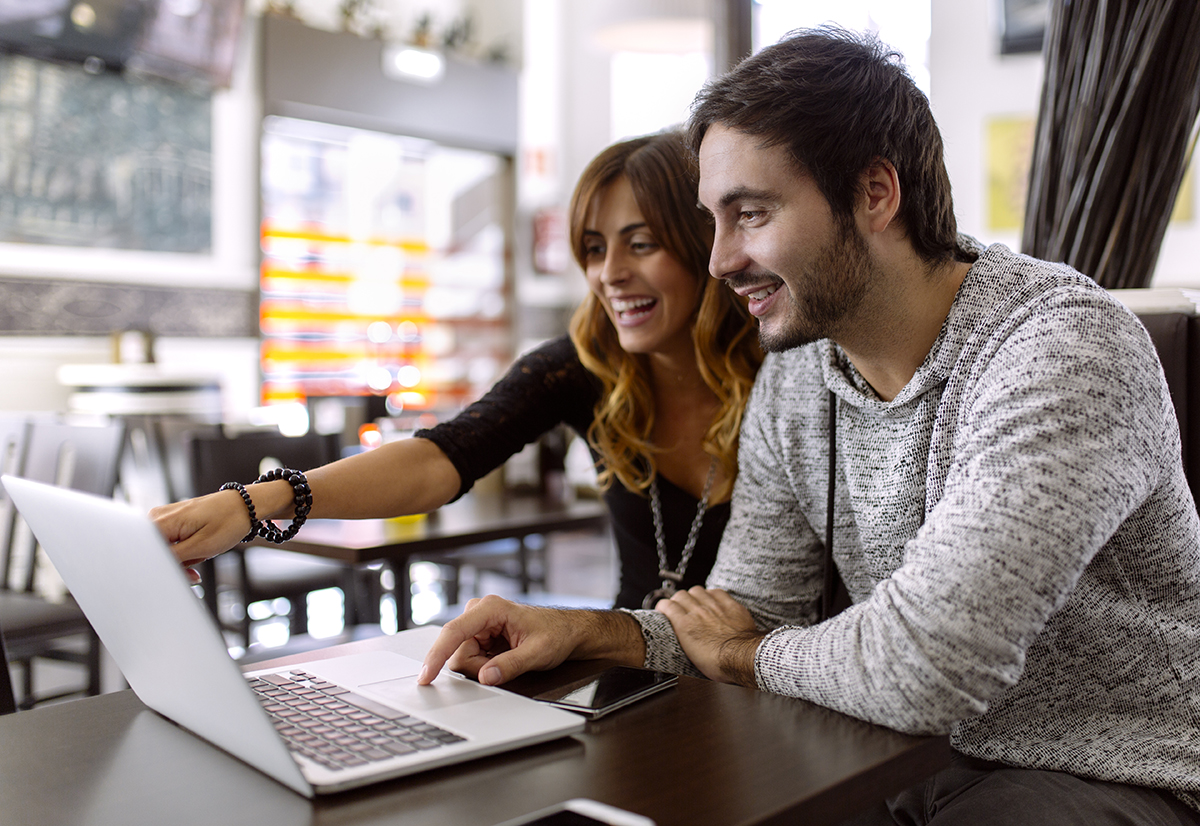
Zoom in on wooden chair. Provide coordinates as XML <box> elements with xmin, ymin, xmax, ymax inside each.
<box><xmin>1</xmin><ymin>419</ymin><xmax>125</xmax><ymax>709</ymax></box>
<box><xmin>186</xmin><ymin>429</ymin><xmax>373</xmax><ymax>651</ymax></box>
<box><xmin>0</xmin><ymin>416</ymin><xmax>28</xmax><ymax>716</ymax></box>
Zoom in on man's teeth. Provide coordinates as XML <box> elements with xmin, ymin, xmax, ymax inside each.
<box><xmin>611</xmin><ymin>297</ymin><xmax>656</xmax><ymax>313</ymax></box>
<box><xmin>748</xmin><ymin>284</ymin><xmax>779</xmax><ymax>301</ymax></box>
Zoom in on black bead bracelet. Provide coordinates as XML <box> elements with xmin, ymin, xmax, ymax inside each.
<box><xmin>220</xmin><ymin>467</ymin><xmax>311</xmax><ymax>544</ymax></box>
<box><xmin>219</xmin><ymin>481</ymin><xmax>260</xmax><ymax>543</ymax></box>
<box><xmin>252</xmin><ymin>467</ymin><xmax>312</xmax><ymax>544</ymax></box>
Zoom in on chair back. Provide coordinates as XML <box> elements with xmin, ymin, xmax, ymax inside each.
<box><xmin>0</xmin><ymin>620</ymin><xmax>16</xmax><ymax>715</ymax></box>
<box><xmin>187</xmin><ymin>430</ymin><xmax>340</xmax><ymax>498</ymax></box>
<box><xmin>5</xmin><ymin>420</ymin><xmax>126</xmax><ymax>594</ymax></box>
<box><xmin>0</xmin><ymin>416</ymin><xmax>32</xmax><ymax>589</ymax></box>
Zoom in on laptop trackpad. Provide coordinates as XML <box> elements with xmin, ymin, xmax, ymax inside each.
<box><xmin>362</xmin><ymin>674</ymin><xmax>497</xmax><ymax>711</ymax></box>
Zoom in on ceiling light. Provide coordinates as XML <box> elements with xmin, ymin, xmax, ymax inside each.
<box><xmin>382</xmin><ymin>44</ymin><xmax>445</xmax><ymax>84</ymax></box>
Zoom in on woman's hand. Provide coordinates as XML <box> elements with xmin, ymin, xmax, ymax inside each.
<box><xmin>149</xmin><ymin>490</ymin><xmax>254</xmax><ymax>584</ymax></box>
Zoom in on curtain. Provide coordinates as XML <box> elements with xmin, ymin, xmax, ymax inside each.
<box><xmin>1021</xmin><ymin>0</ymin><xmax>1200</xmax><ymax>289</ymax></box>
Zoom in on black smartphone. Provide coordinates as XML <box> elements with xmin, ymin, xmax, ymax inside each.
<box><xmin>532</xmin><ymin>666</ymin><xmax>678</xmax><ymax>720</ymax></box>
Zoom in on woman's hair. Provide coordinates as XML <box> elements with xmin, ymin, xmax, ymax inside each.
<box><xmin>567</xmin><ymin>130</ymin><xmax>763</xmax><ymax>501</ymax></box>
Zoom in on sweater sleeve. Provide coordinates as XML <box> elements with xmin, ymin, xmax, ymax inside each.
<box><xmin>631</xmin><ymin>351</ymin><xmax>827</xmax><ymax>675</ymax></box>
<box><xmin>755</xmin><ymin>292</ymin><xmax>1173</xmax><ymax>734</ymax></box>
<box><xmin>415</xmin><ymin>335</ymin><xmax>599</xmax><ymax>501</ymax></box>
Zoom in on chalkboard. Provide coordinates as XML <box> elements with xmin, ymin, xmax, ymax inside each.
<box><xmin>0</xmin><ymin>53</ymin><xmax>212</xmax><ymax>253</ymax></box>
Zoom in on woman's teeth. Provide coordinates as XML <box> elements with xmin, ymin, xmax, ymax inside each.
<box><xmin>611</xmin><ymin>297</ymin><xmax>656</xmax><ymax>317</ymax></box>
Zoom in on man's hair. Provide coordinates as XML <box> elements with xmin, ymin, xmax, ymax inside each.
<box><xmin>687</xmin><ymin>27</ymin><xmax>961</xmax><ymax>265</ymax></box>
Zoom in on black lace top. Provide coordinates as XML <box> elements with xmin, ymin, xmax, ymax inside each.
<box><xmin>415</xmin><ymin>335</ymin><xmax>729</xmax><ymax>609</ymax></box>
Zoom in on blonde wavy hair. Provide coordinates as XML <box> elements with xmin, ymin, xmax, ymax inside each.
<box><xmin>567</xmin><ymin>130</ymin><xmax>762</xmax><ymax>502</ymax></box>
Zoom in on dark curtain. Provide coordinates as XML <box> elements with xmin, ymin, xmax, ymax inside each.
<box><xmin>1021</xmin><ymin>0</ymin><xmax>1200</xmax><ymax>289</ymax></box>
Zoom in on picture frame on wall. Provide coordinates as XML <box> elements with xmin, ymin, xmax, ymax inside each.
<box><xmin>999</xmin><ymin>0</ymin><xmax>1048</xmax><ymax>55</ymax></box>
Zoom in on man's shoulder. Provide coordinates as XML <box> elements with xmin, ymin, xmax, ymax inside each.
<box><xmin>963</xmin><ymin>244</ymin><xmax>1135</xmax><ymax>332</ymax></box>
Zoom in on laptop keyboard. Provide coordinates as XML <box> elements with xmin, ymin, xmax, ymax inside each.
<box><xmin>247</xmin><ymin>669</ymin><xmax>466</xmax><ymax>772</ymax></box>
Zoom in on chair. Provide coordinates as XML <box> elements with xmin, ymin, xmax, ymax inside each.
<box><xmin>1</xmin><ymin>419</ymin><xmax>125</xmax><ymax>709</ymax></box>
<box><xmin>186</xmin><ymin>429</ymin><xmax>372</xmax><ymax>651</ymax></box>
<box><xmin>0</xmin><ymin>619</ymin><xmax>15</xmax><ymax>716</ymax></box>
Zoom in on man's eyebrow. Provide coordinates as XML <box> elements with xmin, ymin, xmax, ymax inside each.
<box><xmin>700</xmin><ymin>186</ymin><xmax>778</xmax><ymax>214</ymax></box>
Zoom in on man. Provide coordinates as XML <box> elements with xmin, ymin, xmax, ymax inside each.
<box><xmin>421</xmin><ymin>29</ymin><xmax>1200</xmax><ymax>823</ymax></box>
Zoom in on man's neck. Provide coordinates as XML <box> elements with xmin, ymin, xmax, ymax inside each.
<box><xmin>835</xmin><ymin>257</ymin><xmax>972</xmax><ymax>402</ymax></box>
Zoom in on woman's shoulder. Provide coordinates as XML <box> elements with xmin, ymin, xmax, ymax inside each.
<box><xmin>500</xmin><ymin>335</ymin><xmax>601</xmax><ymax>418</ymax></box>
<box><xmin>507</xmin><ymin>334</ymin><xmax>584</xmax><ymax>374</ymax></box>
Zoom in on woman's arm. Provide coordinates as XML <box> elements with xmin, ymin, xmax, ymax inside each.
<box><xmin>152</xmin><ymin>335</ymin><xmax>598</xmax><ymax>579</ymax></box>
<box><xmin>150</xmin><ymin>436</ymin><xmax>461</xmax><ymax>578</ymax></box>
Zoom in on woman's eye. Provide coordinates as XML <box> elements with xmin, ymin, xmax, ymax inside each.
<box><xmin>583</xmin><ymin>242</ymin><xmax>605</xmax><ymax>260</ymax></box>
<box><xmin>629</xmin><ymin>236</ymin><xmax>659</xmax><ymax>254</ymax></box>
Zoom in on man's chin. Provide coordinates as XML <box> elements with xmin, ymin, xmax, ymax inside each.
<box><xmin>758</xmin><ymin>323</ymin><xmax>819</xmax><ymax>353</ymax></box>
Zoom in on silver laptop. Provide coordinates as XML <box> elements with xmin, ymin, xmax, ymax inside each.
<box><xmin>1</xmin><ymin>475</ymin><xmax>585</xmax><ymax>797</ymax></box>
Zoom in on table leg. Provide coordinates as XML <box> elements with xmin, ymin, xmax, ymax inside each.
<box><xmin>397</xmin><ymin>560</ymin><xmax>413</xmax><ymax>629</ymax></box>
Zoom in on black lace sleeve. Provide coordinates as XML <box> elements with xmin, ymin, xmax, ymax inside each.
<box><xmin>415</xmin><ymin>335</ymin><xmax>601</xmax><ymax>501</ymax></box>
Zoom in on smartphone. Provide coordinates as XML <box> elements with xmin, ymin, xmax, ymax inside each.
<box><xmin>492</xmin><ymin>798</ymin><xmax>655</xmax><ymax>826</ymax></box>
<box><xmin>532</xmin><ymin>666</ymin><xmax>677</xmax><ymax>720</ymax></box>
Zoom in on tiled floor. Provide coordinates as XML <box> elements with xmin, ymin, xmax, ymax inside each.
<box><xmin>9</xmin><ymin>523</ymin><xmax>619</xmax><ymax>707</ymax></box>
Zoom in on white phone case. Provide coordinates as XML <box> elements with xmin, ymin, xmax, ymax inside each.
<box><xmin>493</xmin><ymin>798</ymin><xmax>656</xmax><ymax>826</ymax></box>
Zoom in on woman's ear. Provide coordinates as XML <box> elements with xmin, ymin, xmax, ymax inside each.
<box><xmin>859</xmin><ymin>159</ymin><xmax>901</xmax><ymax>235</ymax></box>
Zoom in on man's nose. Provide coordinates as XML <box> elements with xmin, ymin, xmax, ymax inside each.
<box><xmin>709</xmin><ymin>226</ymin><xmax>746</xmax><ymax>280</ymax></box>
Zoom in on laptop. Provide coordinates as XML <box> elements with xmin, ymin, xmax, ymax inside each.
<box><xmin>1</xmin><ymin>475</ymin><xmax>585</xmax><ymax>797</ymax></box>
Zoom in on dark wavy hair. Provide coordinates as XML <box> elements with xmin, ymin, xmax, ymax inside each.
<box><xmin>687</xmin><ymin>27</ymin><xmax>964</xmax><ymax>266</ymax></box>
<box><xmin>567</xmin><ymin>130</ymin><xmax>762</xmax><ymax>501</ymax></box>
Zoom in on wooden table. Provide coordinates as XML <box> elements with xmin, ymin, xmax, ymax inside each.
<box><xmin>0</xmin><ymin>632</ymin><xmax>953</xmax><ymax>826</ymax></box>
<box><xmin>201</xmin><ymin>493</ymin><xmax>610</xmax><ymax>626</ymax></box>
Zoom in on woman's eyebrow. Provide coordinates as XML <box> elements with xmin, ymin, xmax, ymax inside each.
<box><xmin>585</xmin><ymin>223</ymin><xmax>648</xmax><ymax>237</ymax></box>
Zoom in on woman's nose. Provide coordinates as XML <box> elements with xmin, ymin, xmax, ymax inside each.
<box><xmin>599</xmin><ymin>251</ymin><xmax>632</xmax><ymax>285</ymax></box>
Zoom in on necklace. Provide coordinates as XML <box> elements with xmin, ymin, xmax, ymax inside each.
<box><xmin>642</xmin><ymin>458</ymin><xmax>718</xmax><ymax>609</ymax></box>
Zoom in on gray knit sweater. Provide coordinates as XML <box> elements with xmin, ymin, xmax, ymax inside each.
<box><xmin>631</xmin><ymin>243</ymin><xmax>1200</xmax><ymax>801</ymax></box>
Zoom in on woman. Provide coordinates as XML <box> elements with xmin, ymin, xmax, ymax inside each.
<box><xmin>152</xmin><ymin>130</ymin><xmax>762</xmax><ymax>610</ymax></box>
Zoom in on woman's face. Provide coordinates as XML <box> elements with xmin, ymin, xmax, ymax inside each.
<box><xmin>582</xmin><ymin>176</ymin><xmax>701</xmax><ymax>359</ymax></box>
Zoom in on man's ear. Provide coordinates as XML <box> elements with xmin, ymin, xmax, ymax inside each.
<box><xmin>860</xmin><ymin>159</ymin><xmax>901</xmax><ymax>235</ymax></box>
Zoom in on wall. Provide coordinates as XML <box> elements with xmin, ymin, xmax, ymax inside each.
<box><xmin>930</xmin><ymin>0</ymin><xmax>1199</xmax><ymax>288</ymax></box>
<box><xmin>0</xmin><ymin>13</ymin><xmax>262</xmax><ymax>417</ymax></box>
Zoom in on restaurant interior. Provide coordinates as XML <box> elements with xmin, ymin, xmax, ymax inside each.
<box><xmin>0</xmin><ymin>0</ymin><xmax>1197</xmax><ymax>727</ymax></box>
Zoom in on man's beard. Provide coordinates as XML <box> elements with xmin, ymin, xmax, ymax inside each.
<box><xmin>756</xmin><ymin>216</ymin><xmax>876</xmax><ymax>353</ymax></box>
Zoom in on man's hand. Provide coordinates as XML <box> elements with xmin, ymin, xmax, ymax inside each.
<box><xmin>653</xmin><ymin>587</ymin><xmax>765</xmax><ymax>687</ymax></box>
<box><xmin>419</xmin><ymin>595</ymin><xmax>645</xmax><ymax>686</ymax></box>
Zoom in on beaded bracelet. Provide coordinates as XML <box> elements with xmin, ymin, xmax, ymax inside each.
<box><xmin>251</xmin><ymin>467</ymin><xmax>312</xmax><ymax>544</ymax></box>
<box><xmin>219</xmin><ymin>481</ymin><xmax>260</xmax><ymax>543</ymax></box>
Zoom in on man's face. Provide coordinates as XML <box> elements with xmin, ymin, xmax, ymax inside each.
<box><xmin>697</xmin><ymin>124</ymin><xmax>877</xmax><ymax>352</ymax></box>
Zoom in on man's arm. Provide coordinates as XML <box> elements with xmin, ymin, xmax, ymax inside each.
<box><xmin>652</xmin><ymin>586</ymin><xmax>766</xmax><ymax>686</ymax></box>
<box><xmin>419</xmin><ymin>595</ymin><xmax>645</xmax><ymax>685</ymax></box>
<box><xmin>625</xmin><ymin>350</ymin><xmax>829</xmax><ymax>680</ymax></box>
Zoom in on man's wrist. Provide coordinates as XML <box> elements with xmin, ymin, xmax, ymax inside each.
<box><xmin>568</xmin><ymin>609</ymin><xmax>646</xmax><ymax>666</ymax></box>
<box><xmin>718</xmin><ymin>631</ymin><xmax>766</xmax><ymax>688</ymax></box>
